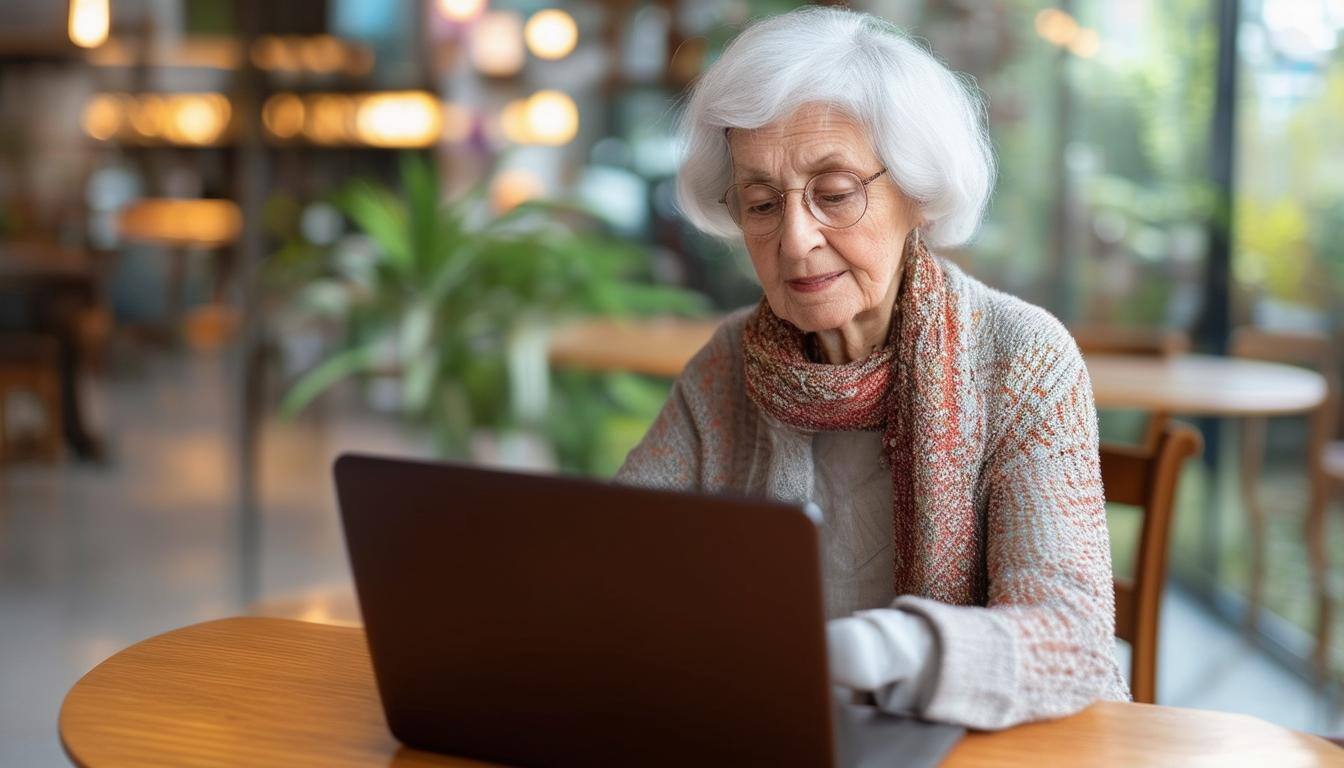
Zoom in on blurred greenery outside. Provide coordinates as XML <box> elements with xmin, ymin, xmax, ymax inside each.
<box><xmin>969</xmin><ymin>0</ymin><xmax>1343</xmax><ymax>677</ymax></box>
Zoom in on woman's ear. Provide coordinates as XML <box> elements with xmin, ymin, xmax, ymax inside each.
<box><xmin>901</xmin><ymin>194</ymin><xmax>922</xmax><ymax>224</ymax></box>
<box><xmin>906</xmin><ymin>200</ymin><xmax>927</xmax><ymax>231</ymax></box>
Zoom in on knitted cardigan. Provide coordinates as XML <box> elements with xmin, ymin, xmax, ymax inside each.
<box><xmin>615</xmin><ymin>257</ymin><xmax>1130</xmax><ymax>730</ymax></box>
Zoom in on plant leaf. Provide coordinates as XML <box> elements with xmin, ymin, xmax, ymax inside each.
<box><xmin>279</xmin><ymin>342</ymin><xmax>381</xmax><ymax>418</ymax></box>
<box><xmin>333</xmin><ymin>181</ymin><xmax>413</xmax><ymax>279</ymax></box>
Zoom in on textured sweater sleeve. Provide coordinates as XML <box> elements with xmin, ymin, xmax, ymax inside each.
<box><xmin>614</xmin><ymin>311</ymin><xmax>752</xmax><ymax>492</ymax></box>
<box><xmin>894</xmin><ymin>319</ymin><xmax>1130</xmax><ymax>730</ymax></box>
<box><xmin>613</xmin><ymin>376</ymin><xmax>702</xmax><ymax>491</ymax></box>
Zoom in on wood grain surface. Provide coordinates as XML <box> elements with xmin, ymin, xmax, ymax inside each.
<box><xmin>59</xmin><ymin>617</ymin><xmax>490</xmax><ymax>767</ymax></box>
<box><xmin>947</xmin><ymin>700</ymin><xmax>1344</xmax><ymax>767</ymax></box>
<box><xmin>59</xmin><ymin>618</ymin><xmax>1344</xmax><ymax>767</ymax></box>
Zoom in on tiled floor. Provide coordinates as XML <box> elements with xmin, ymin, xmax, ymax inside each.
<box><xmin>1</xmin><ymin>344</ymin><xmax>1339</xmax><ymax>766</ymax></box>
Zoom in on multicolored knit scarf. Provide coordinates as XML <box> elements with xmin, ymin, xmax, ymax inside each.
<box><xmin>742</xmin><ymin>235</ymin><xmax>982</xmax><ymax>605</ymax></box>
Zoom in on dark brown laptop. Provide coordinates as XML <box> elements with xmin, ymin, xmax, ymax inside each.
<box><xmin>334</xmin><ymin>453</ymin><xmax>963</xmax><ymax>767</ymax></box>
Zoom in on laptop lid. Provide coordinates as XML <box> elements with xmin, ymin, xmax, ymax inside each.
<box><xmin>334</xmin><ymin>453</ymin><xmax>836</xmax><ymax>767</ymax></box>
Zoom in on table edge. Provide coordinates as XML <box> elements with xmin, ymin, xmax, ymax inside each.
<box><xmin>57</xmin><ymin>617</ymin><xmax>346</xmax><ymax>767</ymax></box>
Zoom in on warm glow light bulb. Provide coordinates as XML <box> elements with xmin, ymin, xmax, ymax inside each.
<box><xmin>1034</xmin><ymin>8</ymin><xmax>1079</xmax><ymax>47</ymax></box>
<box><xmin>1068</xmin><ymin>28</ymin><xmax>1101</xmax><ymax>58</ymax></box>
<box><xmin>524</xmin><ymin>90</ymin><xmax>578</xmax><ymax>146</ymax></box>
<box><xmin>491</xmin><ymin>169</ymin><xmax>545</xmax><ymax>212</ymax></box>
<box><xmin>69</xmin><ymin>0</ymin><xmax>110</xmax><ymax>49</ymax></box>
<box><xmin>439</xmin><ymin>0</ymin><xmax>487</xmax><ymax>23</ymax></box>
<box><xmin>470</xmin><ymin>12</ymin><xmax>526</xmax><ymax>77</ymax></box>
<box><xmin>129</xmin><ymin>95</ymin><xmax>167</xmax><ymax>139</ymax></box>
<box><xmin>301</xmin><ymin>35</ymin><xmax>345</xmax><ymax>74</ymax></box>
<box><xmin>82</xmin><ymin>94</ymin><xmax>123</xmax><ymax>140</ymax></box>
<box><xmin>263</xmin><ymin>93</ymin><xmax>306</xmax><ymax>139</ymax></box>
<box><xmin>500</xmin><ymin>98</ymin><xmax>532</xmax><ymax>143</ymax></box>
<box><xmin>307</xmin><ymin>95</ymin><xmax>353</xmax><ymax>145</ymax></box>
<box><xmin>167</xmin><ymin>94</ymin><xmax>231</xmax><ymax>146</ymax></box>
<box><xmin>355</xmin><ymin>91</ymin><xmax>444</xmax><ymax>148</ymax></box>
<box><xmin>524</xmin><ymin>9</ymin><xmax>578</xmax><ymax>60</ymax></box>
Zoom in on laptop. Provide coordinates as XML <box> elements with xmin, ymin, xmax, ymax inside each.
<box><xmin>334</xmin><ymin>453</ymin><xmax>964</xmax><ymax>767</ymax></box>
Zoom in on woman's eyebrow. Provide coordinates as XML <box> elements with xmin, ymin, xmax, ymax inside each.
<box><xmin>804</xmin><ymin>152</ymin><xmax>848</xmax><ymax>170</ymax></box>
<box><xmin>735</xmin><ymin>152</ymin><xmax>852</xmax><ymax>183</ymax></box>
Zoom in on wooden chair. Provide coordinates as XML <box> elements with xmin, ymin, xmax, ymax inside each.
<box><xmin>1070</xmin><ymin>325</ymin><xmax>1192</xmax><ymax>358</ymax></box>
<box><xmin>1104</xmin><ymin>421</ymin><xmax>1203</xmax><ymax>704</ymax></box>
<box><xmin>1072</xmin><ymin>325</ymin><xmax>1191</xmax><ymax>450</ymax></box>
<box><xmin>1230</xmin><ymin>327</ymin><xmax>1341</xmax><ymax>674</ymax></box>
<box><xmin>0</xmin><ymin>333</ymin><xmax>63</xmax><ymax>462</ymax></box>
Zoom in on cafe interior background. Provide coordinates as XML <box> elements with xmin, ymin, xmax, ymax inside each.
<box><xmin>1</xmin><ymin>0</ymin><xmax>1342</xmax><ymax>762</ymax></box>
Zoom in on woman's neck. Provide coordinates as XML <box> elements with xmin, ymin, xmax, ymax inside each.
<box><xmin>812</xmin><ymin>321</ymin><xmax>888</xmax><ymax>364</ymax></box>
<box><xmin>810</xmin><ymin>277</ymin><xmax>902</xmax><ymax>364</ymax></box>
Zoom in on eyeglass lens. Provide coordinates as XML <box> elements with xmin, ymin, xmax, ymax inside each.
<box><xmin>724</xmin><ymin>171</ymin><xmax>869</xmax><ymax>235</ymax></box>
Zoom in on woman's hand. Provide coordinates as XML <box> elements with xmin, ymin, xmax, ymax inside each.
<box><xmin>826</xmin><ymin>609</ymin><xmax>937</xmax><ymax>714</ymax></box>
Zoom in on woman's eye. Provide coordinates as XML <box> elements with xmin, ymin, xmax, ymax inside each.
<box><xmin>746</xmin><ymin>200</ymin><xmax>780</xmax><ymax>215</ymax></box>
<box><xmin>817</xmin><ymin>191</ymin><xmax>855</xmax><ymax>205</ymax></box>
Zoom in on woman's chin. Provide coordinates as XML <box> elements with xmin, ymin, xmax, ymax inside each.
<box><xmin>780</xmin><ymin>305</ymin><xmax>855</xmax><ymax>335</ymax></box>
<box><xmin>771</xmin><ymin>283</ymin><xmax>866</xmax><ymax>333</ymax></box>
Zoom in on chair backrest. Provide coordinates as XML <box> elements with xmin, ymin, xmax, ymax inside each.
<box><xmin>1071</xmin><ymin>325</ymin><xmax>1192</xmax><ymax>358</ymax></box>
<box><xmin>1231</xmin><ymin>327</ymin><xmax>1341</xmax><ymax>459</ymax></box>
<box><xmin>1103</xmin><ymin>421</ymin><xmax>1203</xmax><ymax>704</ymax></box>
<box><xmin>1073</xmin><ymin>325</ymin><xmax>1191</xmax><ymax>450</ymax></box>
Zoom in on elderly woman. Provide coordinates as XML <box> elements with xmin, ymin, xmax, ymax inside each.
<box><xmin>616</xmin><ymin>7</ymin><xmax>1129</xmax><ymax>730</ymax></box>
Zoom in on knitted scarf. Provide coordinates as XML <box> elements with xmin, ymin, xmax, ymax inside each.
<box><xmin>742</xmin><ymin>236</ymin><xmax>981</xmax><ymax>605</ymax></box>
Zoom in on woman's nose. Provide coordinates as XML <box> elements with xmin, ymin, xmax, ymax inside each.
<box><xmin>778</xmin><ymin>191</ymin><xmax>824</xmax><ymax>259</ymax></box>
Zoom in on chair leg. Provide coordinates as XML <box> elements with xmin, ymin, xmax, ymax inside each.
<box><xmin>0</xmin><ymin>382</ymin><xmax>9</xmax><ymax>462</ymax></box>
<box><xmin>1306</xmin><ymin>407</ymin><xmax>1338</xmax><ymax>681</ymax></box>
<box><xmin>1306</xmin><ymin>477</ymin><xmax>1332</xmax><ymax>677</ymax></box>
<box><xmin>39</xmin><ymin>367</ymin><xmax>62</xmax><ymax>460</ymax></box>
<box><xmin>1241</xmin><ymin>416</ymin><xmax>1268</xmax><ymax>634</ymax></box>
<box><xmin>1130</xmin><ymin>632</ymin><xmax>1158</xmax><ymax>705</ymax></box>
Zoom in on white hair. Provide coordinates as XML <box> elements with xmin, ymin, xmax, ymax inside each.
<box><xmin>676</xmin><ymin>6</ymin><xmax>996</xmax><ymax>249</ymax></box>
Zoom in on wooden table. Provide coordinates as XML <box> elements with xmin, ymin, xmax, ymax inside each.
<box><xmin>548</xmin><ymin>317</ymin><xmax>723</xmax><ymax>379</ymax></box>
<box><xmin>117</xmin><ymin>198</ymin><xmax>243</xmax><ymax>342</ymax></box>
<box><xmin>117</xmin><ymin>199</ymin><xmax>242</xmax><ymax>250</ymax></box>
<box><xmin>547</xmin><ymin>318</ymin><xmax>1329</xmax><ymax>416</ymax></box>
<box><xmin>60</xmin><ymin>617</ymin><xmax>1343</xmax><ymax>767</ymax></box>
<box><xmin>1085</xmin><ymin>353</ymin><xmax>1327</xmax><ymax>417</ymax></box>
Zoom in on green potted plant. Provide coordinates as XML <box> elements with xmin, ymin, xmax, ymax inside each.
<box><xmin>271</xmin><ymin>154</ymin><xmax>705</xmax><ymax>472</ymax></box>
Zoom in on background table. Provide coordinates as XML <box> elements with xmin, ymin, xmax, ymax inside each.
<box><xmin>60</xmin><ymin>618</ymin><xmax>1344</xmax><ymax>767</ymax></box>
<box><xmin>547</xmin><ymin>318</ymin><xmax>1329</xmax><ymax>416</ymax></box>
<box><xmin>117</xmin><ymin>198</ymin><xmax>244</xmax><ymax>346</ymax></box>
<box><xmin>548</xmin><ymin>317</ymin><xmax>722</xmax><ymax>379</ymax></box>
<box><xmin>1086</xmin><ymin>353</ymin><xmax>1327</xmax><ymax>417</ymax></box>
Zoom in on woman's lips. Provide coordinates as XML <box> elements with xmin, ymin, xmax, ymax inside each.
<box><xmin>786</xmin><ymin>270</ymin><xmax>846</xmax><ymax>293</ymax></box>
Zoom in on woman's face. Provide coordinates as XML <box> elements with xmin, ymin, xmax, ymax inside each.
<box><xmin>727</xmin><ymin>104</ymin><xmax>919</xmax><ymax>334</ymax></box>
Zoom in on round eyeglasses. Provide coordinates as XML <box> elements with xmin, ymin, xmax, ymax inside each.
<box><xmin>718</xmin><ymin>168</ymin><xmax>887</xmax><ymax>237</ymax></box>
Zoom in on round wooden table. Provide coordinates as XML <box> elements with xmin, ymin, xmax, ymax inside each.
<box><xmin>1085</xmin><ymin>353</ymin><xmax>1327</xmax><ymax>417</ymax></box>
<box><xmin>60</xmin><ymin>618</ymin><xmax>1344</xmax><ymax>767</ymax></box>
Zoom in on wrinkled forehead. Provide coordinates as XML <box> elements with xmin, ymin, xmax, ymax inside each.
<box><xmin>725</xmin><ymin>103</ymin><xmax>876</xmax><ymax>181</ymax></box>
